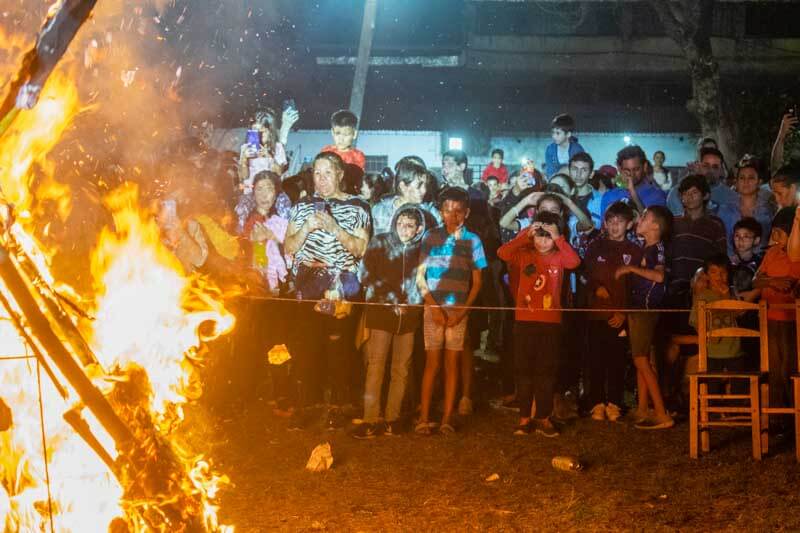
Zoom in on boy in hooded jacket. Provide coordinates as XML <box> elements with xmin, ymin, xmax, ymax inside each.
<box><xmin>354</xmin><ymin>205</ymin><xmax>431</xmax><ymax>438</ymax></box>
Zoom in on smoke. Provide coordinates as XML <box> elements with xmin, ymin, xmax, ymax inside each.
<box><xmin>0</xmin><ymin>0</ymin><xmax>296</xmax><ymax>291</ymax></box>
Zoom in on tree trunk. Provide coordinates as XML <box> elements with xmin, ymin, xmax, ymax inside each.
<box><xmin>687</xmin><ymin>55</ymin><xmax>734</xmax><ymax>160</ymax></box>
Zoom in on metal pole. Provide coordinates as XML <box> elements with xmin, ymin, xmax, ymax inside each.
<box><xmin>349</xmin><ymin>0</ymin><xmax>378</xmax><ymax>122</ymax></box>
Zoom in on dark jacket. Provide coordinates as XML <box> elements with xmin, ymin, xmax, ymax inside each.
<box><xmin>360</xmin><ymin>205</ymin><xmax>429</xmax><ymax>334</ymax></box>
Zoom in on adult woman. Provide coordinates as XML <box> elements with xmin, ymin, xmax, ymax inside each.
<box><xmin>284</xmin><ymin>151</ymin><xmax>371</xmax><ymax>428</ymax></box>
<box><xmin>371</xmin><ymin>158</ymin><xmax>441</xmax><ymax>235</ymax></box>
<box><xmin>651</xmin><ymin>150</ymin><xmax>672</xmax><ymax>192</ymax></box>
<box><xmin>717</xmin><ymin>155</ymin><xmax>775</xmax><ymax>254</ymax></box>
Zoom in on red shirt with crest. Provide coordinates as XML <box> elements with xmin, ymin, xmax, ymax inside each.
<box><xmin>497</xmin><ymin>231</ymin><xmax>580</xmax><ymax>323</ymax></box>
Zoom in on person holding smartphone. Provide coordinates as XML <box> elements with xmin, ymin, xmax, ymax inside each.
<box><xmin>235</xmin><ymin>106</ymin><xmax>300</xmax><ymax>232</ymax></box>
<box><xmin>284</xmin><ymin>151</ymin><xmax>371</xmax><ymax>430</ymax></box>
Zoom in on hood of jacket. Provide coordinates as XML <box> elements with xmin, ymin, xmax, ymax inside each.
<box><xmin>386</xmin><ymin>203</ymin><xmax>430</xmax><ymax>250</ymax></box>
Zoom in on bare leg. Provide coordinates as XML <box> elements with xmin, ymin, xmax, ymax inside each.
<box><xmin>442</xmin><ymin>349</ymin><xmax>460</xmax><ymax>426</ymax></box>
<box><xmin>634</xmin><ymin>356</ymin><xmax>667</xmax><ymax>418</ymax></box>
<box><xmin>419</xmin><ymin>349</ymin><xmax>442</xmax><ymax>424</ymax></box>
<box><xmin>461</xmin><ymin>342</ymin><xmax>473</xmax><ymax>402</ymax></box>
<box><xmin>637</xmin><ymin>368</ymin><xmax>649</xmax><ymax>413</ymax></box>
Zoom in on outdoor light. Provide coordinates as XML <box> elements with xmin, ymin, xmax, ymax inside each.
<box><xmin>448</xmin><ymin>137</ymin><xmax>463</xmax><ymax>150</ymax></box>
<box><xmin>623</xmin><ymin>135</ymin><xmax>632</xmax><ymax>145</ymax></box>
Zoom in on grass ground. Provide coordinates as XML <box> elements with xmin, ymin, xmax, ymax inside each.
<box><xmin>203</xmin><ymin>401</ymin><xmax>800</xmax><ymax>532</ymax></box>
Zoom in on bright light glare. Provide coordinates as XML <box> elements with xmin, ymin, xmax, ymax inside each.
<box><xmin>448</xmin><ymin>137</ymin><xmax>463</xmax><ymax>150</ymax></box>
<box><xmin>623</xmin><ymin>135</ymin><xmax>632</xmax><ymax>144</ymax></box>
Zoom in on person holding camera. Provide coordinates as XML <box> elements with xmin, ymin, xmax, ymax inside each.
<box><xmin>284</xmin><ymin>151</ymin><xmax>371</xmax><ymax>429</ymax></box>
<box><xmin>497</xmin><ymin>211</ymin><xmax>580</xmax><ymax>437</ymax></box>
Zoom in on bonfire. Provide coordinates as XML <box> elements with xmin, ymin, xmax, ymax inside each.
<box><xmin>0</xmin><ymin>3</ymin><xmax>235</xmax><ymax>532</ymax></box>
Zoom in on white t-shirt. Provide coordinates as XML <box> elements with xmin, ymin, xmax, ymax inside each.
<box><xmin>557</xmin><ymin>145</ymin><xmax>570</xmax><ymax>166</ymax></box>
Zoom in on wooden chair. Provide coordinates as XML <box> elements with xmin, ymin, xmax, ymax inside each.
<box><xmin>689</xmin><ymin>299</ymin><xmax>768</xmax><ymax>460</ymax></box>
<box><xmin>760</xmin><ymin>300</ymin><xmax>800</xmax><ymax>461</ymax></box>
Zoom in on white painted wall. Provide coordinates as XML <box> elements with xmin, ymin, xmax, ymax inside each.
<box><xmin>208</xmin><ymin>127</ymin><xmax>443</xmax><ymax>171</ymax></box>
<box><xmin>208</xmin><ymin>127</ymin><xmax>697</xmax><ymax>175</ymax></box>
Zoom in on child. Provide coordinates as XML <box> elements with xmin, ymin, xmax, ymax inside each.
<box><xmin>615</xmin><ymin>205</ymin><xmax>675</xmax><ymax>429</ymax></box>
<box><xmin>321</xmin><ymin>109</ymin><xmax>366</xmax><ymax>171</ymax></box>
<box><xmin>236</xmin><ymin>110</ymin><xmax>289</xmax><ymax>232</ymax></box>
<box><xmin>355</xmin><ymin>206</ymin><xmax>427</xmax><ymax>438</ymax></box>
<box><xmin>584</xmin><ymin>201</ymin><xmax>642</xmax><ymax>422</ymax></box>
<box><xmin>545</xmin><ymin>113</ymin><xmax>585</xmax><ymax>178</ymax></box>
<box><xmin>497</xmin><ymin>211</ymin><xmax>580</xmax><ymax>437</ymax></box>
<box><xmin>481</xmin><ymin>148</ymin><xmax>509</xmax><ymax>184</ymax></box>
<box><xmin>730</xmin><ymin>217</ymin><xmax>763</xmax><ymax>300</ymax></box>
<box><xmin>754</xmin><ymin>206</ymin><xmax>800</xmax><ymax>410</ymax></box>
<box><xmin>690</xmin><ymin>255</ymin><xmax>744</xmax><ymax>370</ymax></box>
<box><xmin>416</xmin><ymin>187</ymin><xmax>487</xmax><ymax>435</ymax></box>
<box><xmin>242</xmin><ymin>172</ymin><xmax>288</xmax><ymax>293</ymax></box>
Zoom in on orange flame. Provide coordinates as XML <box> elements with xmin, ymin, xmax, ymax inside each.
<box><xmin>0</xmin><ymin>44</ymin><xmax>234</xmax><ymax>533</ymax></box>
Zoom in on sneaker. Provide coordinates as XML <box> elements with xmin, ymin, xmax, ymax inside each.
<box><xmin>535</xmin><ymin>420</ymin><xmax>560</xmax><ymax>438</ymax></box>
<box><xmin>458</xmin><ymin>397</ymin><xmax>473</xmax><ymax>416</ymax></box>
<box><xmin>590</xmin><ymin>403</ymin><xmax>607</xmax><ymax>421</ymax></box>
<box><xmin>635</xmin><ymin>414</ymin><xmax>675</xmax><ymax>430</ymax></box>
<box><xmin>384</xmin><ymin>421</ymin><xmax>399</xmax><ymax>436</ymax></box>
<box><xmin>326</xmin><ymin>408</ymin><xmax>346</xmax><ymax>431</ymax></box>
<box><xmin>352</xmin><ymin>422</ymin><xmax>382</xmax><ymax>439</ymax></box>
<box><xmin>605</xmin><ymin>403</ymin><xmax>622</xmax><ymax>422</ymax></box>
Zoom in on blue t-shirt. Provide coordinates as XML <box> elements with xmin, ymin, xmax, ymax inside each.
<box><xmin>629</xmin><ymin>241</ymin><xmax>667</xmax><ymax>309</ymax></box>
<box><xmin>420</xmin><ymin>225</ymin><xmax>487</xmax><ymax>306</ymax></box>
<box><xmin>600</xmin><ymin>182</ymin><xmax>666</xmax><ymax>218</ymax></box>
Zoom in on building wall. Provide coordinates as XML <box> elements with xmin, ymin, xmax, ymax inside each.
<box><xmin>211</xmin><ymin>128</ymin><xmax>697</xmax><ymax>176</ymax></box>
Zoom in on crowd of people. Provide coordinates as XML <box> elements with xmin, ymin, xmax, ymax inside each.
<box><xmin>158</xmin><ymin>106</ymin><xmax>800</xmax><ymax>440</ymax></box>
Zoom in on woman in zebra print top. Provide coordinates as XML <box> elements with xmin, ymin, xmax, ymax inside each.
<box><xmin>285</xmin><ymin>151</ymin><xmax>371</xmax><ymax>298</ymax></box>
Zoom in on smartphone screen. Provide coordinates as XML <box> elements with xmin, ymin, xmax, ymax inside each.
<box><xmin>245</xmin><ymin>129</ymin><xmax>260</xmax><ymax>147</ymax></box>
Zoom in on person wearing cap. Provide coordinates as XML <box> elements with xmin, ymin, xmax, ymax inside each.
<box><xmin>754</xmin><ymin>206</ymin><xmax>800</xmax><ymax>414</ymax></box>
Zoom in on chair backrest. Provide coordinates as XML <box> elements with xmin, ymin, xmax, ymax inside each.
<box><xmin>696</xmin><ymin>299</ymin><xmax>768</xmax><ymax>372</ymax></box>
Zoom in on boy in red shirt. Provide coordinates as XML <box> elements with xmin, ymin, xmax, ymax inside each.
<box><xmin>321</xmin><ymin>109</ymin><xmax>366</xmax><ymax>171</ymax></box>
<box><xmin>497</xmin><ymin>211</ymin><xmax>580</xmax><ymax>437</ymax></box>
<box><xmin>481</xmin><ymin>148</ymin><xmax>509</xmax><ymax>184</ymax></box>
<box><xmin>754</xmin><ymin>206</ymin><xmax>800</xmax><ymax>409</ymax></box>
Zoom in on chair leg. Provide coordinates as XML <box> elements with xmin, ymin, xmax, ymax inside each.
<box><xmin>700</xmin><ymin>381</ymin><xmax>710</xmax><ymax>453</ymax></box>
<box><xmin>793</xmin><ymin>378</ymin><xmax>800</xmax><ymax>462</ymax></box>
<box><xmin>689</xmin><ymin>376</ymin><xmax>698</xmax><ymax>459</ymax></box>
<box><xmin>750</xmin><ymin>376</ymin><xmax>761</xmax><ymax>461</ymax></box>
<box><xmin>760</xmin><ymin>382</ymin><xmax>770</xmax><ymax>455</ymax></box>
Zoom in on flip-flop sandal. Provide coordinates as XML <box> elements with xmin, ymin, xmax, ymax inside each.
<box><xmin>439</xmin><ymin>423</ymin><xmax>456</xmax><ymax>435</ymax></box>
<box><xmin>414</xmin><ymin>422</ymin><xmax>432</xmax><ymax>435</ymax></box>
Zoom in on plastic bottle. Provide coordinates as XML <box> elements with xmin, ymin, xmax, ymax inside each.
<box><xmin>551</xmin><ymin>456</ymin><xmax>583</xmax><ymax>472</ymax></box>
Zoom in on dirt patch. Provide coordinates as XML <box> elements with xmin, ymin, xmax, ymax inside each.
<box><xmin>198</xmin><ymin>404</ymin><xmax>800</xmax><ymax>532</ymax></box>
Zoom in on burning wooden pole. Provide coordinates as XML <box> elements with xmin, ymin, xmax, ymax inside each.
<box><xmin>0</xmin><ymin>244</ymin><xmax>134</xmax><ymax>449</ymax></box>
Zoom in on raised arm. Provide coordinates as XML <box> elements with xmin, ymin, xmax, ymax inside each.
<box><xmin>771</xmin><ymin>112</ymin><xmax>798</xmax><ymax>173</ymax></box>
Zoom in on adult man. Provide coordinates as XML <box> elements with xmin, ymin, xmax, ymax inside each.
<box><xmin>569</xmin><ymin>151</ymin><xmax>603</xmax><ymax>229</ymax></box>
<box><xmin>600</xmin><ymin>145</ymin><xmax>666</xmax><ymax>217</ymax></box>
<box><xmin>440</xmin><ymin>150</ymin><xmax>471</xmax><ymax>189</ymax></box>
<box><xmin>667</xmin><ymin>147</ymin><xmax>738</xmax><ymax>216</ymax></box>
